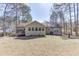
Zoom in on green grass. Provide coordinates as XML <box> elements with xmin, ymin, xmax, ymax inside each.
<box><xmin>0</xmin><ymin>35</ymin><xmax>79</xmax><ymax>56</ymax></box>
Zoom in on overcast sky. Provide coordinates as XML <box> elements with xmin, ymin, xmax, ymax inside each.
<box><xmin>28</xmin><ymin>3</ymin><xmax>52</xmax><ymax>23</ymax></box>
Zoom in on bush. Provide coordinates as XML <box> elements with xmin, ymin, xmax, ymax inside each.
<box><xmin>0</xmin><ymin>33</ymin><xmax>3</xmax><ymax>37</ymax></box>
<box><xmin>9</xmin><ymin>33</ymin><xmax>16</xmax><ymax>37</ymax></box>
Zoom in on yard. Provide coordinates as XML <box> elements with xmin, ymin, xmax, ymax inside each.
<box><xmin>0</xmin><ymin>35</ymin><xmax>79</xmax><ymax>56</ymax></box>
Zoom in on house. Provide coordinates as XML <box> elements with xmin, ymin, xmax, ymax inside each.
<box><xmin>16</xmin><ymin>21</ymin><xmax>46</xmax><ymax>36</ymax></box>
<box><xmin>16</xmin><ymin>21</ymin><xmax>62</xmax><ymax>36</ymax></box>
<box><xmin>16</xmin><ymin>23</ymin><xmax>25</xmax><ymax>36</ymax></box>
<box><xmin>0</xmin><ymin>20</ymin><xmax>62</xmax><ymax>37</ymax></box>
<box><xmin>45</xmin><ymin>23</ymin><xmax>62</xmax><ymax>35</ymax></box>
<box><xmin>50</xmin><ymin>24</ymin><xmax>62</xmax><ymax>35</ymax></box>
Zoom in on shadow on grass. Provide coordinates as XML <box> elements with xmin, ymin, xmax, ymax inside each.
<box><xmin>61</xmin><ymin>35</ymin><xmax>69</xmax><ymax>40</ymax></box>
<box><xmin>61</xmin><ymin>35</ymin><xmax>79</xmax><ymax>40</ymax></box>
<box><xmin>69</xmin><ymin>36</ymin><xmax>79</xmax><ymax>39</ymax></box>
<box><xmin>15</xmin><ymin>35</ymin><xmax>45</xmax><ymax>40</ymax></box>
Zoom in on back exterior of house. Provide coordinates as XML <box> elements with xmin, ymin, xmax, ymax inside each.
<box><xmin>0</xmin><ymin>21</ymin><xmax>62</xmax><ymax>37</ymax></box>
<box><xmin>45</xmin><ymin>23</ymin><xmax>62</xmax><ymax>35</ymax></box>
<box><xmin>11</xmin><ymin>21</ymin><xmax>62</xmax><ymax>36</ymax></box>
<box><xmin>16</xmin><ymin>21</ymin><xmax>46</xmax><ymax>36</ymax></box>
<box><xmin>25</xmin><ymin>21</ymin><xmax>46</xmax><ymax>36</ymax></box>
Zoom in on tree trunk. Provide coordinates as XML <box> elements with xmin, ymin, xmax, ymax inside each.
<box><xmin>15</xmin><ymin>4</ymin><xmax>18</xmax><ymax>35</ymax></box>
<box><xmin>65</xmin><ymin>21</ymin><xmax>67</xmax><ymax>35</ymax></box>
<box><xmin>73</xmin><ymin>3</ymin><xmax>77</xmax><ymax>36</ymax></box>
<box><xmin>3</xmin><ymin>4</ymin><xmax>8</xmax><ymax>36</ymax></box>
<box><xmin>76</xmin><ymin>3</ymin><xmax>79</xmax><ymax>36</ymax></box>
<box><xmin>69</xmin><ymin>4</ymin><xmax>72</xmax><ymax>35</ymax></box>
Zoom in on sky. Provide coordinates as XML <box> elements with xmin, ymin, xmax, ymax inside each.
<box><xmin>0</xmin><ymin>3</ymin><xmax>52</xmax><ymax>23</ymax></box>
<box><xmin>27</xmin><ymin>3</ymin><xmax>52</xmax><ymax>23</ymax></box>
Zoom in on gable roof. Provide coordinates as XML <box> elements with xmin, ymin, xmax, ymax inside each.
<box><xmin>17</xmin><ymin>21</ymin><xmax>45</xmax><ymax>28</ymax></box>
<box><xmin>25</xmin><ymin>21</ymin><xmax>45</xmax><ymax>27</ymax></box>
<box><xmin>44</xmin><ymin>23</ymin><xmax>62</xmax><ymax>28</ymax></box>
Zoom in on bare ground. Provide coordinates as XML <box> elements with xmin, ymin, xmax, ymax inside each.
<box><xmin>0</xmin><ymin>35</ymin><xmax>79</xmax><ymax>56</ymax></box>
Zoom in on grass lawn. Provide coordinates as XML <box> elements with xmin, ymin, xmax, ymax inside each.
<box><xmin>0</xmin><ymin>35</ymin><xmax>79</xmax><ymax>56</ymax></box>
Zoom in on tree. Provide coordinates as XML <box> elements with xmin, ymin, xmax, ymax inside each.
<box><xmin>50</xmin><ymin>3</ymin><xmax>66</xmax><ymax>35</ymax></box>
<box><xmin>26</xmin><ymin>13</ymin><xmax>32</xmax><ymax>22</ymax></box>
<box><xmin>69</xmin><ymin>3</ymin><xmax>72</xmax><ymax>35</ymax></box>
<box><xmin>50</xmin><ymin>10</ymin><xmax>58</xmax><ymax>26</ymax></box>
<box><xmin>3</xmin><ymin>3</ymin><xmax>8</xmax><ymax>36</ymax></box>
<box><xmin>76</xmin><ymin>3</ymin><xmax>79</xmax><ymax>36</ymax></box>
<box><xmin>73</xmin><ymin>3</ymin><xmax>77</xmax><ymax>36</ymax></box>
<box><xmin>58</xmin><ymin>10</ymin><xmax>65</xmax><ymax>34</ymax></box>
<box><xmin>0</xmin><ymin>3</ymin><xmax>32</xmax><ymax>36</ymax></box>
<box><xmin>18</xmin><ymin>3</ymin><xmax>32</xmax><ymax>23</ymax></box>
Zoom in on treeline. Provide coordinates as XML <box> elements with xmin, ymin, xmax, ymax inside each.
<box><xmin>50</xmin><ymin>3</ymin><xmax>79</xmax><ymax>36</ymax></box>
<box><xmin>0</xmin><ymin>3</ymin><xmax>32</xmax><ymax>36</ymax></box>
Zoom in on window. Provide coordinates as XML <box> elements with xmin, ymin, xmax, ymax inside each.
<box><xmin>35</xmin><ymin>27</ymin><xmax>38</xmax><ymax>31</ymax></box>
<box><xmin>54</xmin><ymin>30</ymin><xmax>59</xmax><ymax>33</ymax></box>
<box><xmin>42</xmin><ymin>28</ymin><xmax>44</xmax><ymax>31</ymax></box>
<box><xmin>32</xmin><ymin>27</ymin><xmax>34</xmax><ymax>31</ymax></box>
<box><xmin>39</xmin><ymin>27</ymin><xmax>41</xmax><ymax>31</ymax></box>
<box><xmin>28</xmin><ymin>27</ymin><xmax>31</xmax><ymax>31</ymax></box>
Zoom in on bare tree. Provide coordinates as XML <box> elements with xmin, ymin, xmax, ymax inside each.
<box><xmin>73</xmin><ymin>3</ymin><xmax>77</xmax><ymax>36</ymax></box>
<box><xmin>76</xmin><ymin>3</ymin><xmax>79</xmax><ymax>36</ymax></box>
<box><xmin>3</xmin><ymin>3</ymin><xmax>8</xmax><ymax>36</ymax></box>
<box><xmin>69</xmin><ymin>4</ymin><xmax>72</xmax><ymax>35</ymax></box>
<box><xmin>0</xmin><ymin>3</ymin><xmax>32</xmax><ymax>36</ymax></box>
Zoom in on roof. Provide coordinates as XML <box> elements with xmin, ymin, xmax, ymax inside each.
<box><xmin>26</xmin><ymin>21</ymin><xmax>45</xmax><ymax>27</ymax></box>
<box><xmin>16</xmin><ymin>21</ymin><xmax>45</xmax><ymax>27</ymax></box>
<box><xmin>44</xmin><ymin>23</ymin><xmax>62</xmax><ymax>28</ymax></box>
